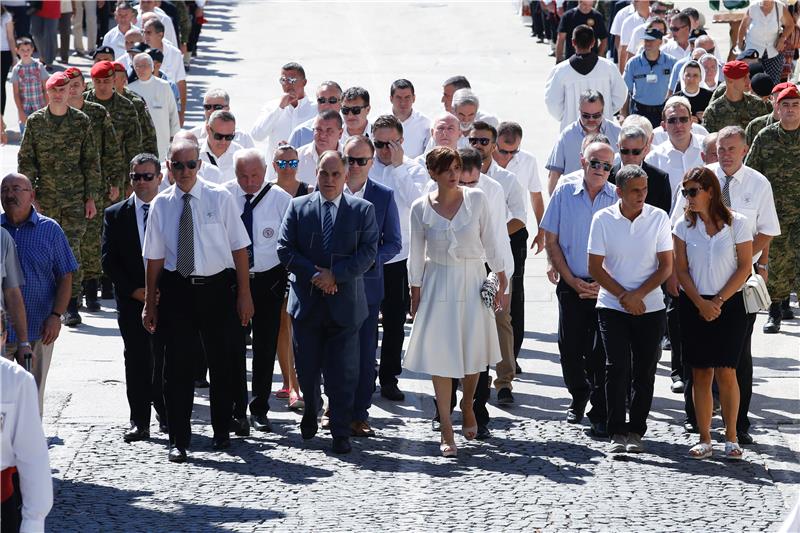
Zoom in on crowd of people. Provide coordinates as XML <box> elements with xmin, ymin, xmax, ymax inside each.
<box><xmin>0</xmin><ymin>0</ymin><xmax>799</xmax><ymax>529</ymax></box>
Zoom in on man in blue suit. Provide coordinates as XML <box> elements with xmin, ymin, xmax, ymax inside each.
<box><xmin>342</xmin><ymin>136</ymin><xmax>402</xmax><ymax>438</ymax></box>
<box><xmin>277</xmin><ymin>150</ymin><xmax>379</xmax><ymax>454</ymax></box>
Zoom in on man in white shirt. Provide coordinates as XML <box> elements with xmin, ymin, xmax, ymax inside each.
<box><xmin>389</xmin><ymin>79</ymin><xmax>430</xmax><ymax>158</ymax></box>
<box><xmin>414</xmin><ymin>112</ymin><xmax>460</xmax><ymax>169</ymax></box>
<box><xmin>160</xmin><ymin>130</ymin><xmax>223</xmax><ymax>189</ymax></box>
<box><xmin>610</xmin><ymin>1</ymin><xmax>636</xmax><ymax>65</ymax></box>
<box><xmin>341</xmin><ymin>86</ymin><xmax>373</xmax><ymax>144</ymax></box>
<box><xmin>288</xmin><ymin>81</ymin><xmax>343</xmax><ymax>148</ymax></box>
<box><xmin>101</xmin><ymin>1</ymin><xmax>139</xmax><ymax>59</ymax></box>
<box><xmin>198</xmin><ymin>110</ymin><xmax>244</xmax><ymax>183</ymax></box>
<box><xmin>136</xmin><ymin>0</ymin><xmax>178</xmax><ymax>46</ymax></box>
<box><xmin>115</xmin><ymin>28</ymin><xmax>145</xmax><ymax>75</ymax></box>
<box><xmin>452</xmin><ymin>88</ymin><xmax>497</xmax><ymax>148</ymax></box>
<box><xmin>296</xmin><ymin>110</ymin><xmax>344</xmax><ymax>185</ymax></box>
<box><xmin>660</xmin><ymin>12</ymin><xmax>692</xmax><ymax>61</ymax></box>
<box><xmin>646</xmin><ymin>97</ymin><xmax>704</xmax><ymax>197</ymax></box>
<box><xmin>142</xmin><ymin>139</ymin><xmax>254</xmax><ymax>462</ymax></box>
<box><xmin>440</xmin><ymin>75</ymin><xmax>499</xmax><ymax>127</ymax></box>
<box><xmin>129</xmin><ymin>53</ymin><xmax>179</xmax><ymax>161</ymax></box>
<box><xmin>224</xmin><ymin>149</ymin><xmax>292</xmax><ymax>434</ymax></box>
<box><xmin>188</xmin><ymin>88</ymin><xmax>255</xmax><ymax>149</ymax></box>
<box><xmin>250</xmin><ymin>62</ymin><xmax>317</xmax><ymax>157</ymax></box>
<box><xmin>142</xmin><ymin>18</ymin><xmax>186</xmax><ymax>125</ymax></box>
<box><xmin>618</xmin><ymin>0</ymin><xmax>651</xmax><ymax>72</ymax></box>
<box><xmin>545</xmin><ymin>24</ymin><xmax>628</xmax><ymax>131</ymax></box>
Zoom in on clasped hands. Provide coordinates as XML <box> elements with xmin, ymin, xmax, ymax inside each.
<box><xmin>312</xmin><ymin>266</ymin><xmax>337</xmax><ymax>295</ymax></box>
<box><xmin>618</xmin><ymin>290</ymin><xmax>646</xmax><ymax>316</ymax></box>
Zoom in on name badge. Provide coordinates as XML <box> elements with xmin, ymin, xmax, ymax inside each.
<box><xmin>646</xmin><ymin>73</ymin><xmax>658</xmax><ymax>84</ymax></box>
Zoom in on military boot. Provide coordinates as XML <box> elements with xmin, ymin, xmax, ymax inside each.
<box><xmin>64</xmin><ymin>298</ymin><xmax>82</xmax><ymax>327</ymax></box>
<box><xmin>84</xmin><ymin>279</ymin><xmax>101</xmax><ymax>312</ymax></box>
<box><xmin>763</xmin><ymin>302</ymin><xmax>782</xmax><ymax>334</ymax></box>
<box><xmin>781</xmin><ymin>298</ymin><xmax>795</xmax><ymax>320</ymax></box>
<box><xmin>100</xmin><ymin>276</ymin><xmax>114</xmax><ymax>299</ymax></box>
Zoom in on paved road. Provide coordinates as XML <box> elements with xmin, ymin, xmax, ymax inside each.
<box><xmin>2</xmin><ymin>1</ymin><xmax>799</xmax><ymax>531</ymax></box>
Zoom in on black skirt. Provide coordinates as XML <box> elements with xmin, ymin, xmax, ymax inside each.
<box><xmin>678</xmin><ymin>291</ymin><xmax>747</xmax><ymax>369</ymax></box>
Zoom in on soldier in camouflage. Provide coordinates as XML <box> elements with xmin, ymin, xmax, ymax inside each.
<box><xmin>703</xmin><ymin>61</ymin><xmax>771</xmax><ymax>133</ymax></box>
<box><xmin>66</xmin><ymin>66</ymin><xmax>127</xmax><ymax>311</ymax></box>
<box><xmin>745</xmin><ymin>82</ymin><xmax>796</xmax><ymax>145</ymax></box>
<box><xmin>113</xmin><ymin>61</ymin><xmax>159</xmax><ymax>157</ymax></box>
<box><xmin>17</xmin><ymin>72</ymin><xmax>101</xmax><ymax>326</ymax></box>
<box><xmin>744</xmin><ymin>85</ymin><xmax>800</xmax><ymax>334</ymax></box>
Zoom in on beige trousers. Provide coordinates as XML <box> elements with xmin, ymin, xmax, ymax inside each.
<box><xmin>4</xmin><ymin>340</ymin><xmax>55</xmax><ymax>416</ymax></box>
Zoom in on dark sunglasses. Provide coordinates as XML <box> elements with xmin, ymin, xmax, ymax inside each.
<box><xmin>275</xmin><ymin>159</ymin><xmax>299</xmax><ymax>169</ymax></box>
<box><xmin>588</xmin><ymin>160</ymin><xmax>612</xmax><ymax>172</ymax></box>
<box><xmin>347</xmin><ymin>156</ymin><xmax>372</xmax><ymax>167</ymax></box>
<box><xmin>620</xmin><ymin>148</ymin><xmax>644</xmax><ymax>156</ymax></box>
<box><xmin>341</xmin><ymin>105</ymin><xmax>366</xmax><ymax>115</ymax></box>
<box><xmin>210</xmin><ymin>128</ymin><xmax>236</xmax><ymax>141</ymax></box>
<box><xmin>468</xmin><ymin>137</ymin><xmax>491</xmax><ymax>146</ymax></box>
<box><xmin>497</xmin><ymin>148</ymin><xmax>520</xmax><ymax>155</ymax></box>
<box><xmin>666</xmin><ymin>116</ymin><xmax>691</xmax><ymax>124</ymax></box>
<box><xmin>317</xmin><ymin>96</ymin><xmax>340</xmax><ymax>105</ymax></box>
<box><xmin>203</xmin><ymin>103</ymin><xmax>226</xmax><ymax>111</ymax></box>
<box><xmin>681</xmin><ymin>187</ymin><xmax>703</xmax><ymax>198</ymax></box>
<box><xmin>373</xmin><ymin>140</ymin><xmax>399</xmax><ymax>149</ymax></box>
<box><xmin>129</xmin><ymin>172</ymin><xmax>156</xmax><ymax>181</ymax></box>
<box><xmin>581</xmin><ymin>111</ymin><xmax>603</xmax><ymax>120</ymax></box>
<box><xmin>170</xmin><ymin>159</ymin><xmax>199</xmax><ymax>171</ymax></box>
<box><xmin>652</xmin><ymin>8</ymin><xmax>667</xmax><ymax>14</ymax></box>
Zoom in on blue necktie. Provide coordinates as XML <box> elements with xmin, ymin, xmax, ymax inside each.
<box><xmin>322</xmin><ymin>201</ymin><xmax>333</xmax><ymax>253</ymax></box>
<box><xmin>241</xmin><ymin>193</ymin><xmax>254</xmax><ymax>268</ymax></box>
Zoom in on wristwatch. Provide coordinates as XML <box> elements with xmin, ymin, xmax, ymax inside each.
<box><xmin>50</xmin><ymin>311</ymin><xmax>62</xmax><ymax>318</ymax></box>
<box><xmin>19</xmin><ymin>341</ymin><xmax>31</xmax><ymax>348</ymax></box>
<box><xmin>756</xmin><ymin>263</ymin><xmax>768</xmax><ymax>272</ymax></box>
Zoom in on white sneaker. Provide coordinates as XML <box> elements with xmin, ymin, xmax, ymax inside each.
<box><xmin>608</xmin><ymin>434</ymin><xmax>627</xmax><ymax>454</ymax></box>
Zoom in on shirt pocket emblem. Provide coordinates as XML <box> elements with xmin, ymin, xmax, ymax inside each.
<box><xmin>263</xmin><ymin>227</ymin><xmax>275</xmax><ymax>239</ymax></box>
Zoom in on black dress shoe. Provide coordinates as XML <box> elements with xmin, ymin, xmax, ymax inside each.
<box><xmin>763</xmin><ymin>316</ymin><xmax>781</xmax><ymax>333</ymax></box>
<box><xmin>475</xmin><ymin>426</ymin><xmax>492</xmax><ymax>440</ymax></box>
<box><xmin>380</xmin><ymin>383</ymin><xmax>405</xmax><ymax>401</ymax></box>
<box><xmin>332</xmin><ymin>436</ymin><xmax>352</xmax><ymax>454</ymax></box>
<box><xmin>671</xmin><ymin>380</ymin><xmax>685</xmax><ymax>394</ymax></box>
<box><xmin>123</xmin><ymin>426</ymin><xmax>150</xmax><ymax>442</ymax></box>
<box><xmin>684</xmin><ymin>421</ymin><xmax>699</xmax><ymax>434</ymax></box>
<box><xmin>515</xmin><ymin>363</ymin><xmax>523</xmax><ymax>375</ymax></box>
<box><xmin>590</xmin><ymin>421</ymin><xmax>608</xmax><ymax>438</ymax></box>
<box><xmin>212</xmin><ymin>436</ymin><xmax>231</xmax><ymax>450</ymax></box>
<box><xmin>85</xmin><ymin>298</ymin><xmax>101</xmax><ymax>312</ymax></box>
<box><xmin>168</xmin><ymin>447</ymin><xmax>187</xmax><ymax>463</ymax></box>
<box><xmin>497</xmin><ymin>388</ymin><xmax>514</xmax><ymax>405</ymax></box>
<box><xmin>159</xmin><ymin>423</ymin><xmax>169</xmax><ymax>434</ymax></box>
<box><xmin>250</xmin><ymin>414</ymin><xmax>273</xmax><ymax>432</ymax></box>
<box><xmin>300</xmin><ymin>412</ymin><xmax>318</xmax><ymax>440</ymax></box>
<box><xmin>737</xmin><ymin>431</ymin><xmax>755</xmax><ymax>445</ymax></box>
<box><xmin>230</xmin><ymin>417</ymin><xmax>250</xmax><ymax>437</ymax></box>
<box><xmin>566</xmin><ymin>401</ymin><xmax>586</xmax><ymax>424</ymax></box>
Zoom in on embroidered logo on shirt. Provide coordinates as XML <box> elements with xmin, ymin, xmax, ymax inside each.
<box><xmin>263</xmin><ymin>228</ymin><xmax>274</xmax><ymax>239</ymax></box>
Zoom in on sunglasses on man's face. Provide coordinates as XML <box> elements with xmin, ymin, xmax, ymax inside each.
<box><xmin>468</xmin><ymin>137</ymin><xmax>491</xmax><ymax>146</ymax></box>
<box><xmin>341</xmin><ymin>105</ymin><xmax>366</xmax><ymax>116</ymax></box>
<box><xmin>581</xmin><ymin>111</ymin><xmax>603</xmax><ymax>120</ymax></box>
<box><xmin>373</xmin><ymin>140</ymin><xmax>400</xmax><ymax>149</ymax></box>
<box><xmin>129</xmin><ymin>172</ymin><xmax>156</xmax><ymax>181</ymax></box>
<box><xmin>210</xmin><ymin>129</ymin><xmax>236</xmax><ymax>141</ymax></box>
<box><xmin>170</xmin><ymin>159</ymin><xmax>199</xmax><ymax>171</ymax></box>
<box><xmin>497</xmin><ymin>148</ymin><xmax>520</xmax><ymax>156</ymax></box>
<box><xmin>347</xmin><ymin>156</ymin><xmax>372</xmax><ymax>167</ymax></box>
<box><xmin>588</xmin><ymin>160</ymin><xmax>612</xmax><ymax>172</ymax></box>
<box><xmin>203</xmin><ymin>103</ymin><xmax>226</xmax><ymax>111</ymax></box>
<box><xmin>620</xmin><ymin>148</ymin><xmax>644</xmax><ymax>156</ymax></box>
<box><xmin>279</xmin><ymin>76</ymin><xmax>299</xmax><ymax>84</ymax></box>
<box><xmin>666</xmin><ymin>116</ymin><xmax>691</xmax><ymax>124</ymax></box>
<box><xmin>275</xmin><ymin>159</ymin><xmax>299</xmax><ymax>169</ymax></box>
<box><xmin>317</xmin><ymin>96</ymin><xmax>340</xmax><ymax>105</ymax></box>
<box><xmin>681</xmin><ymin>187</ymin><xmax>703</xmax><ymax>198</ymax></box>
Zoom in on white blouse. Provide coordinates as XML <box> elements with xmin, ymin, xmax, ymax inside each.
<box><xmin>745</xmin><ymin>1</ymin><xmax>785</xmax><ymax>59</ymax></box>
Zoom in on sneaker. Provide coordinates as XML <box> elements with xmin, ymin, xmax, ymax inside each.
<box><xmin>608</xmin><ymin>434</ymin><xmax>627</xmax><ymax>454</ymax></box>
<box><xmin>626</xmin><ymin>432</ymin><xmax>644</xmax><ymax>453</ymax></box>
<box><xmin>496</xmin><ymin>388</ymin><xmax>514</xmax><ymax>405</ymax></box>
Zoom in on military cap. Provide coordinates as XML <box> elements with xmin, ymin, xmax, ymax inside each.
<box><xmin>112</xmin><ymin>62</ymin><xmax>127</xmax><ymax>73</ymax></box>
<box><xmin>771</xmin><ymin>82</ymin><xmax>793</xmax><ymax>95</ymax></box>
<box><xmin>643</xmin><ymin>28</ymin><xmax>664</xmax><ymax>41</ymax></box>
<box><xmin>92</xmin><ymin>46</ymin><xmax>115</xmax><ymax>59</ymax></box>
<box><xmin>91</xmin><ymin>61</ymin><xmax>115</xmax><ymax>79</ymax></box>
<box><xmin>776</xmin><ymin>86</ymin><xmax>800</xmax><ymax>103</ymax></box>
<box><xmin>45</xmin><ymin>72</ymin><xmax>71</xmax><ymax>89</ymax></box>
<box><xmin>722</xmin><ymin>61</ymin><xmax>749</xmax><ymax>80</ymax></box>
<box><xmin>64</xmin><ymin>66</ymin><xmax>82</xmax><ymax>79</ymax></box>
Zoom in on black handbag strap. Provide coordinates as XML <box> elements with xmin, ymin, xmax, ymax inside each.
<box><xmin>249</xmin><ymin>182</ymin><xmax>273</xmax><ymax>209</ymax></box>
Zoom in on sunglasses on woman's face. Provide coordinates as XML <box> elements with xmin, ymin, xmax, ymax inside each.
<box><xmin>275</xmin><ymin>159</ymin><xmax>299</xmax><ymax>169</ymax></box>
<box><xmin>681</xmin><ymin>187</ymin><xmax>703</xmax><ymax>198</ymax></box>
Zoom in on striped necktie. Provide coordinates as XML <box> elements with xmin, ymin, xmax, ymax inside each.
<box><xmin>722</xmin><ymin>176</ymin><xmax>732</xmax><ymax>208</ymax></box>
<box><xmin>176</xmin><ymin>193</ymin><xmax>195</xmax><ymax>277</ymax></box>
<box><xmin>322</xmin><ymin>201</ymin><xmax>333</xmax><ymax>253</ymax></box>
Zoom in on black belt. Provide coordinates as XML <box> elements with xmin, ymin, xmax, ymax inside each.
<box><xmin>632</xmin><ymin>101</ymin><xmax>664</xmax><ymax>113</ymax></box>
<box><xmin>166</xmin><ymin>269</ymin><xmax>229</xmax><ymax>286</ymax></box>
<box><xmin>249</xmin><ymin>264</ymin><xmax>284</xmax><ymax>279</ymax></box>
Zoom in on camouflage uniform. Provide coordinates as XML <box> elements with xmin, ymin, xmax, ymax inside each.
<box><xmin>745</xmin><ymin>112</ymin><xmax>777</xmax><ymax>146</ymax></box>
<box><xmin>744</xmin><ymin>123</ymin><xmax>800</xmax><ymax>300</ymax></box>
<box><xmin>17</xmin><ymin>106</ymin><xmax>101</xmax><ymax>297</ymax></box>
<box><xmin>76</xmin><ymin>99</ymin><xmax>127</xmax><ymax>283</ymax></box>
<box><xmin>84</xmin><ymin>90</ymin><xmax>143</xmax><ymax>171</ymax></box>
<box><xmin>702</xmin><ymin>93</ymin><xmax>772</xmax><ymax>133</ymax></box>
<box><xmin>121</xmin><ymin>87</ymin><xmax>158</xmax><ymax>157</ymax></box>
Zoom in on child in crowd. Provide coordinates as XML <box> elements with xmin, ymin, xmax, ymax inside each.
<box><xmin>10</xmin><ymin>37</ymin><xmax>49</xmax><ymax>134</ymax></box>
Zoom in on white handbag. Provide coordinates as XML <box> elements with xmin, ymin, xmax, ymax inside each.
<box><xmin>729</xmin><ymin>225</ymin><xmax>771</xmax><ymax>314</ymax></box>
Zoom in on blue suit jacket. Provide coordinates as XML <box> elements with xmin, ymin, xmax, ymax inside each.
<box><xmin>362</xmin><ymin>179</ymin><xmax>402</xmax><ymax>306</ymax></box>
<box><xmin>277</xmin><ymin>190</ymin><xmax>378</xmax><ymax>327</ymax></box>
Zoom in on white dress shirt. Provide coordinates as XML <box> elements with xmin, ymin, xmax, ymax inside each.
<box><xmin>128</xmin><ymin>76</ymin><xmax>180</xmax><ymax>161</ymax></box>
<box><xmin>503</xmin><ymin>149</ymin><xmax>543</xmax><ymax>199</ymax></box>
<box><xmin>475</xmin><ymin>110</ymin><xmax>499</xmax><ymax>128</ymax></box>
<box><xmin>188</xmin><ymin>124</ymin><xmax>255</xmax><ymax>150</ymax></box>
<box><xmin>133</xmin><ymin>194</ymin><xmax>150</xmax><ymax>249</ymax></box>
<box><xmin>157</xmin><ymin>41</ymin><xmax>186</xmax><ymax>85</ymax></box>
<box><xmin>341</xmin><ymin>120</ymin><xmax>373</xmax><ymax>145</ymax></box>
<box><xmin>200</xmin><ymin>140</ymin><xmax>243</xmax><ymax>184</ymax></box>
<box><xmin>223</xmin><ymin>180</ymin><xmax>292</xmax><ymax>272</ymax></box>
<box><xmin>250</xmin><ymin>96</ymin><xmax>317</xmax><ymax>157</ymax></box>
<box><xmin>369</xmin><ymin>156</ymin><xmax>426</xmax><ymax>263</ymax></box>
<box><xmin>345</xmin><ymin>182</ymin><xmax>366</xmax><ymax>199</ymax></box>
<box><xmin>619</xmin><ymin>12</ymin><xmax>648</xmax><ymax>52</ymax></box>
<box><xmin>661</xmin><ymin>40</ymin><xmax>691</xmax><ymax>61</ymax></box>
<box><xmin>610</xmin><ymin>3</ymin><xmax>635</xmax><ymax>36</ymax></box>
<box><xmin>137</xmin><ymin>7</ymin><xmax>178</xmax><ymax>47</ymax></box>
<box><xmin>588</xmin><ymin>202</ymin><xmax>673</xmax><ymax>313</ymax></box>
<box><xmin>399</xmin><ymin>109</ymin><xmax>431</xmax><ymax>158</ymax></box>
<box><xmin>485</xmin><ymin>160</ymin><xmax>528</xmax><ymax>224</ymax></box>
<box><xmin>646</xmin><ymin>133</ymin><xmax>705</xmax><ymax>199</ymax></box>
<box><xmin>673</xmin><ymin>212</ymin><xmax>751</xmax><ymax>295</ymax></box>
<box><xmin>295</xmin><ymin>143</ymin><xmax>323</xmax><ymax>186</ymax></box>
<box><xmin>0</xmin><ymin>358</ymin><xmax>53</xmax><ymax>533</ymax></box>
<box><xmin>143</xmin><ymin>178</ymin><xmax>251</xmax><ymax>275</ymax></box>
<box><xmin>101</xmin><ymin>24</ymin><xmax>140</xmax><ymax>58</ymax></box>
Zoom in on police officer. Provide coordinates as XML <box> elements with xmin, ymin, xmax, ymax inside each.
<box><xmin>703</xmin><ymin>61</ymin><xmax>772</xmax><ymax>133</ymax></box>
<box><xmin>112</xmin><ymin>60</ymin><xmax>159</xmax><ymax>157</ymax></box>
<box><xmin>17</xmin><ymin>72</ymin><xmax>101</xmax><ymax>327</ymax></box>
<box><xmin>623</xmin><ymin>27</ymin><xmax>677</xmax><ymax>128</ymax></box>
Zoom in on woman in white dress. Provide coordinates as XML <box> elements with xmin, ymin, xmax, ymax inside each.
<box><xmin>403</xmin><ymin>147</ymin><xmax>508</xmax><ymax>457</ymax></box>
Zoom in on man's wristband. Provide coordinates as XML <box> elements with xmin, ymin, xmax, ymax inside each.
<box><xmin>19</xmin><ymin>341</ymin><xmax>31</xmax><ymax>348</ymax></box>
<box><xmin>50</xmin><ymin>311</ymin><xmax>62</xmax><ymax>318</ymax></box>
<box><xmin>756</xmin><ymin>263</ymin><xmax>768</xmax><ymax>272</ymax></box>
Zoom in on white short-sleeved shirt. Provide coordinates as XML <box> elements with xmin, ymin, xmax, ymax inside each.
<box><xmin>223</xmin><ymin>180</ymin><xmax>292</xmax><ymax>272</ymax></box>
<box><xmin>199</xmin><ymin>140</ymin><xmax>243</xmax><ymax>184</ymax></box>
<box><xmin>143</xmin><ymin>178</ymin><xmax>251</xmax><ymax>275</ymax></box>
<box><xmin>485</xmin><ymin>160</ymin><xmax>528</xmax><ymax>224</ymax></box>
<box><xmin>610</xmin><ymin>3</ymin><xmax>635</xmax><ymax>36</ymax></box>
<box><xmin>504</xmin><ymin>149</ymin><xmax>542</xmax><ymax>194</ymax></box>
<box><xmin>295</xmin><ymin>142</ymin><xmax>322</xmax><ymax>186</ymax></box>
<box><xmin>619</xmin><ymin>12</ymin><xmax>648</xmax><ymax>51</ymax></box>
<box><xmin>160</xmin><ymin>41</ymin><xmax>187</xmax><ymax>84</ymax></box>
<box><xmin>102</xmin><ymin>24</ymin><xmax>141</xmax><ymax>59</ymax></box>
<box><xmin>399</xmin><ymin>109</ymin><xmax>432</xmax><ymax>159</ymax></box>
<box><xmin>588</xmin><ymin>202</ymin><xmax>673</xmax><ymax>313</ymax></box>
<box><xmin>673</xmin><ymin>212</ymin><xmax>751</xmax><ymax>296</ymax></box>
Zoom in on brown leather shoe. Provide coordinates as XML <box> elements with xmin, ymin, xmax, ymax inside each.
<box><xmin>350</xmin><ymin>420</ymin><xmax>375</xmax><ymax>437</ymax></box>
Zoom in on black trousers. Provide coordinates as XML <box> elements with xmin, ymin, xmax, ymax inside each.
<box><xmin>556</xmin><ymin>279</ymin><xmax>607</xmax><ymax>423</ymax></box>
<box><xmin>158</xmin><ymin>270</ymin><xmax>239</xmax><ymax>449</ymax></box>
<box><xmin>379</xmin><ymin>260</ymin><xmax>409</xmax><ymax>387</ymax></box>
<box><xmin>117</xmin><ymin>299</ymin><xmax>164</xmax><ymax>429</ymax></box>
<box><xmin>736</xmin><ymin>312</ymin><xmax>757</xmax><ymax>432</ymax></box>
<box><xmin>630</xmin><ymin>101</ymin><xmax>665</xmax><ymax>129</ymax></box>
<box><xmin>187</xmin><ymin>1</ymin><xmax>202</xmax><ymax>53</ymax></box>
<box><xmin>530</xmin><ymin>1</ymin><xmax>545</xmax><ymax>38</ymax></box>
<box><xmin>0</xmin><ymin>471</ymin><xmax>21</xmax><ymax>533</ymax></box>
<box><xmin>96</xmin><ymin>1</ymin><xmax>111</xmax><ymax>46</ymax></box>
<box><xmin>1</xmin><ymin>51</ymin><xmax>12</xmax><ymax>115</ymax></box>
<box><xmin>598</xmin><ymin>308</ymin><xmax>666</xmax><ymax>436</ymax></box>
<box><xmin>510</xmin><ymin>227</ymin><xmax>528</xmax><ymax>359</ymax></box>
<box><xmin>6</xmin><ymin>6</ymin><xmax>30</xmax><ymax>38</ymax></box>
<box><xmin>234</xmin><ymin>266</ymin><xmax>286</xmax><ymax>417</ymax></box>
<box><xmin>665</xmin><ymin>292</ymin><xmax>684</xmax><ymax>381</ymax></box>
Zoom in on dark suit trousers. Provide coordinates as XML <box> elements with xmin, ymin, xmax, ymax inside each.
<box><xmin>158</xmin><ymin>270</ymin><xmax>239</xmax><ymax>449</ymax></box>
<box><xmin>379</xmin><ymin>260</ymin><xmax>409</xmax><ymax>387</ymax></box>
<box><xmin>353</xmin><ymin>304</ymin><xmax>380</xmax><ymax>422</ymax></box>
<box><xmin>736</xmin><ymin>312</ymin><xmax>757</xmax><ymax>432</ymax></box>
<box><xmin>665</xmin><ymin>293</ymin><xmax>684</xmax><ymax>380</ymax></box>
<box><xmin>510</xmin><ymin>228</ymin><xmax>528</xmax><ymax>359</ymax></box>
<box><xmin>292</xmin><ymin>302</ymin><xmax>362</xmax><ymax>438</ymax></box>
<box><xmin>556</xmin><ymin>279</ymin><xmax>607</xmax><ymax>423</ymax></box>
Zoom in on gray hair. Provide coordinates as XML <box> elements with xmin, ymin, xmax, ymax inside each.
<box><xmin>452</xmin><ymin>88</ymin><xmax>479</xmax><ymax>110</ymax></box>
<box><xmin>615</xmin><ymin>164</ymin><xmax>647</xmax><ymax>190</ymax></box>
<box><xmin>618</xmin><ymin>126</ymin><xmax>648</xmax><ymax>145</ymax></box>
<box><xmin>582</xmin><ymin>133</ymin><xmax>610</xmax><ymax>152</ymax></box>
<box><xmin>233</xmin><ymin>148</ymin><xmax>267</xmax><ymax>170</ymax></box>
<box><xmin>204</xmin><ymin>87</ymin><xmax>230</xmax><ymax>105</ymax></box>
<box><xmin>133</xmin><ymin>52</ymin><xmax>154</xmax><ymax>70</ymax></box>
<box><xmin>702</xmin><ymin>132</ymin><xmax>719</xmax><ymax>153</ymax></box>
<box><xmin>208</xmin><ymin>110</ymin><xmax>236</xmax><ymax>126</ymax></box>
<box><xmin>129</xmin><ymin>152</ymin><xmax>160</xmax><ymax>172</ymax></box>
<box><xmin>622</xmin><ymin>114</ymin><xmax>654</xmax><ymax>140</ymax></box>
<box><xmin>717</xmin><ymin>125</ymin><xmax>746</xmax><ymax>144</ymax></box>
<box><xmin>579</xmin><ymin>89</ymin><xmax>605</xmax><ymax>107</ymax></box>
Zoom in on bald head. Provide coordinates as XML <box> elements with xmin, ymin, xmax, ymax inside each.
<box><xmin>694</xmin><ymin>35</ymin><xmax>714</xmax><ymax>52</ymax></box>
<box><xmin>431</xmin><ymin>112</ymin><xmax>460</xmax><ymax>148</ymax></box>
<box><xmin>172</xmin><ymin>130</ymin><xmax>200</xmax><ymax>146</ymax></box>
<box><xmin>234</xmin><ymin>148</ymin><xmax>267</xmax><ymax>194</ymax></box>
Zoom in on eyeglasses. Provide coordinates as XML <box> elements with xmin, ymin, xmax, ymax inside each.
<box><xmin>347</xmin><ymin>156</ymin><xmax>373</xmax><ymax>167</ymax></box>
<box><xmin>670</xmin><ymin>25</ymin><xmax>688</xmax><ymax>33</ymax></box>
<box><xmin>275</xmin><ymin>159</ymin><xmax>299</xmax><ymax>169</ymax></box>
<box><xmin>373</xmin><ymin>140</ymin><xmax>400</xmax><ymax>149</ymax></box>
<box><xmin>209</xmin><ymin>128</ymin><xmax>236</xmax><ymax>141</ymax></box>
<box><xmin>203</xmin><ymin>103</ymin><xmax>226</xmax><ymax>111</ymax></box>
<box><xmin>468</xmin><ymin>137</ymin><xmax>491</xmax><ymax>146</ymax></box>
<box><xmin>580</xmin><ymin>111</ymin><xmax>603</xmax><ymax>120</ymax></box>
<box><xmin>588</xmin><ymin>160</ymin><xmax>612</xmax><ymax>172</ymax></box>
<box><xmin>170</xmin><ymin>159</ymin><xmax>199</xmax><ymax>171</ymax></box>
<box><xmin>341</xmin><ymin>105</ymin><xmax>367</xmax><ymax>116</ymax></box>
<box><xmin>317</xmin><ymin>96</ymin><xmax>340</xmax><ymax>105</ymax></box>
<box><xmin>666</xmin><ymin>116</ymin><xmax>691</xmax><ymax>124</ymax></box>
<box><xmin>681</xmin><ymin>187</ymin><xmax>703</xmax><ymax>198</ymax></box>
<box><xmin>279</xmin><ymin>76</ymin><xmax>299</xmax><ymax>84</ymax></box>
<box><xmin>0</xmin><ymin>186</ymin><xmax>32</xmax><ymax>194</ymax></box>
<box><xmin>129</xmin><ymin>172</ymin><xmax>156</xmax><ymax>181</ymax></box>
<box><xmin>619</xmin><ymin>148</ymin><xmax>644</xmax><ymax>156</ymax></box>
<box><xmin>497</xmin><ymin>148</ymin><xmax>520</xmax><ymax>156</ymax></box>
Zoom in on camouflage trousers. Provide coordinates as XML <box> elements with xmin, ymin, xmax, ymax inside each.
<box><xmin>767</xmin><ymin>225</ymin><xmax>800</xmax><ymax>301</ymax></box>
<box><xmin>80</xmin><ymin>198</ymin><xmax>111</xmax><ymax>281</ymax></box>
<box><xmin>37</xmin><ymin>199</ymin><xmax>87</xmax><ymax>298</ymax></box>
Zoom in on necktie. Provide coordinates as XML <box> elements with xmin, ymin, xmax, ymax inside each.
<box><xmin>722</xmin><ymin>176</ymin><xmax>732</xmax><ymax>208</ymax></box>
<box><xmin>241</xmin><ymin>193</ymin><xmax>254</xmax><ymax>268</ymax></box>
<box><xmin>322</xmin><ymin>201</ymin><xmax>333</xmax><ymax>253</ymax></box>
<box><xmin>176</xmin><ymin>193</ymin><xmax>195</xmax><ymax>277</ymax></box>
<box><xmin>142</xmin><ymin>203</ymin><xmax>150</xmax><ymax>233</ymax></box>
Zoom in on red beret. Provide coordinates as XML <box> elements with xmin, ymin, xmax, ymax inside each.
<box><xmin>63</xmin><ymin>66</ymin><xmax>82</xmax><ymax>79</ymax></box>
<box><xmin>776</xmin><ymin>85</ymin><xmax>800</xmax><ymax>103</ymax></box>
<box><xmin>111</xmin><ymin>61</ymin><xmax>126</xmax><ymax>73</ymax></box>
<box><xmin>771</xmin><ymin>82</ymin><xmax>792</xmax><ymax>94</ymax></box>
<box><xmin>90</xmin><ymin>60</ymin><xmax>115</xmax><ymax>79</ymax></box>
<box><xmin>722</xmin><ymin>60</ymin><xmax>749</xmax><ymax>80</ymax></box>
<box><xmin>45</xmin><ymin>72</ymin><xmax>70</xmax><ymax>90</ymax></box>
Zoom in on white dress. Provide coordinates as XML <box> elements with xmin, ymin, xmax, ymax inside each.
<box><xmin>403</xmin><ymin>187</ymin><xmax>504</xmax><ymax>378</ymax></box>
